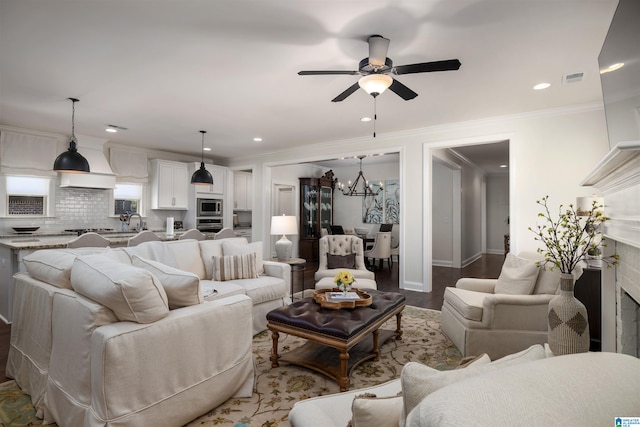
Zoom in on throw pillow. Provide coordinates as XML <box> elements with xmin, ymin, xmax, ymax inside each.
<box><xmin>455</xmin><ymin>353</ymin><xmax>491</xmax><ymax>369</ymax></box>
<box><xmin>494</xmin><ymin>253</ymin><xmax>540</xmax><ymax>295</ymax></box>
<box><xmin>327</xmin><ymin>253</ymin><xmax>356</xmax><ymax>269</ymax></box>
<box><xmin>349</xmin><ymin>392</ymin><xmax>403</xmax><ymax>427</ymax></box>
<box><xmin>401</xmin><ymin>344</ymin><xmax>545</xmax><ymax>420</ymax></box>
<box><xmin>212</xmin><ymin>253</ymin><xmax>258</xmax><ymax>281</ymax></box>
<box><xmin>23</xmin><ymin>248</ymin><xmax>109</xmax><ymax>289</ymax></box>
<box><xmin>222</xmin><ymin>240</ymin><xmax>264</xmax><ymax>275</ymax></box>
<box><xmin>71</xmin><ymin>255</ymin><xmax>169</xmax><ymax>324</ymax></box>
<box><xmin>132</xmin><ymin>255</ymin><xmax>202</xmax><ymax>309</ymax></box>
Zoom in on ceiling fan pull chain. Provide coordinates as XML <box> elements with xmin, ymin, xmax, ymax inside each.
<box><xmin>373</xmin><ymin>97</ymin><xmax>377</xmax><ymax>138</ymax></box>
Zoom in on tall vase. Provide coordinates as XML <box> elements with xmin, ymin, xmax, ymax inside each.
<box><xmin>547</xmin><ymin>272</ymin><xmax>590</xmax><ymax>355</ymax></box>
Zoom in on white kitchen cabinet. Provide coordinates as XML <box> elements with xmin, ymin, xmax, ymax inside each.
<box><xmin>234</xmin><ymin>171</ymin><xmax>252</xmax><ymax>210</ymax></box>
<box><xmin>150</xmin><ymin>159</ymin><xmax>189</xmax><ymax>210</ymax></box>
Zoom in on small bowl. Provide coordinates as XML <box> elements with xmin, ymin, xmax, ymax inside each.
<box><xmin>12</xmin><ymin>226</ymin><xmax>40</xmax><ymax>233</ymax></box>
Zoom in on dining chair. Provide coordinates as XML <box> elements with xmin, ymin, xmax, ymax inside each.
<box><xmin>330</xmin><ymin>225</ymin><xmax>345</xmax><ymax>235</ymax></box>
<box><xmin>213</xmin><ymin>227</ymin><xmax>236</xmax><ymax>240</ymax></box>
<box><xmin>179</xmin><ymin>228</ymin><xmax>206</xmax><ymax>241</ymax></box>
<box><xmin>127</xmin><ymin>230</ymin><xmax>161</xmax><ymax>247</ymax></box>
<box><xmin>364</xmin><ymin>232</ymin><xmax>392</xmax><ymax>270</ymax></box>
<box><xmin>67</xmin><ymin>232</ymin><xmax>110</xmax><ymax>248</ymax></box>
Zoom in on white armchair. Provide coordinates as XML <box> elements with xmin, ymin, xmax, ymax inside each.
<box><xmin>441</xmin><ymin>252</ymin><xmax>583</xmax><ymax>360</ymax></box>
<box><xmin>314</xmin><ymin>235</ymin><xmax>375</xmax><ymax>282</ymax></box>
<box><xmin>364</xmin><ymin>232</ymin><xmax>392</xmax><ymax>270</ymax></box>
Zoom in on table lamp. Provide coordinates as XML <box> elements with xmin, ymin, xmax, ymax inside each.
<box><xmin>271</xmin><ymin>215</ymin><xmax>298</xmax><ymax>261</ymax></box>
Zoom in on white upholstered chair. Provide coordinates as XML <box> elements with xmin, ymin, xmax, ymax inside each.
<box><xmin>440</xmin><ymin>252</ymin><xmax>584</xmax><ymax>360</ymax></box>
<box><xmin>179</xmin><ymin>228</ymin><xmax>206</xmax><ymax>241</ymax></box>
<box><xmin>315</xmin><ymin>235</ymin><xmax>375</xmax><ymax>282</ymax></box>
<box><xmin>127</xmin><ymin>230</ymin><xmax>161</xmax><ymax>247</ymax></box>
<box><xmin>214</xmin><ymin>227</ymin><xmax>236</xmax><ymax>240</ymax></box>
<box><xmin>67</xmin><ymin>232</ymin><xmax>110</xmax><ymax>248</ymax></box>
<box><xmin>364</xmin><ymin>232</ymin><xmax>392</xmax><ymax>270</ymax></box>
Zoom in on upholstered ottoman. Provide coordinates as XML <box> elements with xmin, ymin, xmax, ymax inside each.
<box><xmin>315</xmin><ymin>276</ymin><xmax>377</xmax><ymax>290</ymax></box>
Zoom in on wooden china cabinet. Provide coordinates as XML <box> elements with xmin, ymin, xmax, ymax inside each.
<box><xmin>299</xmin><ymin>172</ymin><xmax>335</xmax><ymax>261</ymax></box>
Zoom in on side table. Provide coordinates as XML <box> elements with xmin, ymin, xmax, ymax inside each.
<box><xmin>272</xmin><ymin>257</ymin><xmax>306</xmax><ymax>300</ymax></box>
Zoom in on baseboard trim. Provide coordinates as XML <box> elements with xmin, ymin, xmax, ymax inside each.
<box><xmin>462</xmin><ymin>252</ymin><xmax>482</xmax><ymax>268</ymax></box>
<box><xmin>432</xmin><ymin>259</ymin><xmax>453</xmax><ymax>267</ymax></box>
<box><xmin>402</xmin><ymin>280</ymin><xmax>425</xmax><ymax>292</ymax></box>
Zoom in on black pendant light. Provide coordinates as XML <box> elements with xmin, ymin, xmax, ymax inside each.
<box><xmin>190</xmin><ymin>130</ymin><xmax>214</xmax><ymax>185</ymax></box>
<box><xmin>53</xmin><ymin>98</ymin><xmax>90</xmax><ymax>173</ymax></box>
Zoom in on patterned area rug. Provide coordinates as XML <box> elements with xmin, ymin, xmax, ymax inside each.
<box><xmin>0</xmin><ymin>306</ymin><xmax>461</xmax><ymax>427</ymax></box>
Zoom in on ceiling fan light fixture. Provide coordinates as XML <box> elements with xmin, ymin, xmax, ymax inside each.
<box><xmin>191</xmin><ymin>130</ymin><xmax>214</xmax><ymax>186</ymax></box>
<box><xmin>53</xmin><ymin>98</ymin><xmax>90</xmax><ymax>174</ymax></box>
<box><xmin>358</xmin><ymin>74</ymin><xmax>393</xmax><ymax>97</ymax></box>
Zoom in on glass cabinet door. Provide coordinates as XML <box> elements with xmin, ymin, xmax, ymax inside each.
<box><xmin>301</xmin><ymin>184</ymin><xmax>318</xmax><ymax>238</ymax></box>
<box><xmin>319</xmin><ymin>186</ymin><xmax>333</xmax><ymax>231</ymax></box>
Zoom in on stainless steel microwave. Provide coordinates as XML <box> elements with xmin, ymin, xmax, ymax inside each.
<box><xmin>197</xmin><ymin>198</ymin><xmax>223</xmax><ymax>217</ymax></box>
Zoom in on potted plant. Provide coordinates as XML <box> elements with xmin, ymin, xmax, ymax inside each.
<box><xmin>529</xmin><ymin>195</ymin><xmax>618</xmax><ymax>354</ymax></box>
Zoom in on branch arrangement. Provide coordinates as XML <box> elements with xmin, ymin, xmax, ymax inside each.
<box><xmin>529</xmin><ymin>195</ymin><xmax>619</xmax><ymax>274</ymax></box>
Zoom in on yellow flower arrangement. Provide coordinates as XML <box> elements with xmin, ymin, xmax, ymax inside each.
<box><xmin>333</xmin><ymin>270</ymin><xmax>355</xmax><ymax>293</ymax></box>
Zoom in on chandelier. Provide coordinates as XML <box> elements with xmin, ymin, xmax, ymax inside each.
<box><xmin>337</xmin><ymin>156</ymin><xmax>383</xmax><ymax>197</ymax></box>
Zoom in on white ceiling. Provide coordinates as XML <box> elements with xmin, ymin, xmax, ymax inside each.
<box><xmin>0</xmin><ymin>0</ymin><xmax>618</xmax><ymax>162</ymax></box>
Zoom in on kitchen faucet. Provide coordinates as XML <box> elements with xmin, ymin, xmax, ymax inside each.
<box><xmin>127</xmin><ymin>213</ymin><xmax>143</xmax><ymax>231</ymax></box>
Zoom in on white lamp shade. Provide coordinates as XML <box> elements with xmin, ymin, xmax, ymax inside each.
<box><xmin>358</xmin><ymin>74</ymin><xmax>393</xmax><ymax>95</ymax></box>
<box><xmin>271</xmin><ymin>215</ymin><xmax>298</xmax><ymax>236</ymax></box>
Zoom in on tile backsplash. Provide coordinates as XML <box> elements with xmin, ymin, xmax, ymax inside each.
<box><xmin>1</xmin><ymin>187</ymin><xmax>182</xmax><ymax>233</ymax></box>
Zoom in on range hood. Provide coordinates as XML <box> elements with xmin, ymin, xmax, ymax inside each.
<box><xmin>58</xmin><ymin>136</ymin><xmax>116</xmax><ymax>189</ymax></box>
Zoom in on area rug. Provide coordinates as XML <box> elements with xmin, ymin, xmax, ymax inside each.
<box><xmin>0</xmin><ymin>306</ymin><xmax>461</xmax><ymax>427</ymax></box>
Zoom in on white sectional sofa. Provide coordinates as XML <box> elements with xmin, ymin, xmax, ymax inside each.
<box><xmin>289</xmin><ymin>345</ymin><xmax>640</xmax><ymax>427</ymax></box>
<box><xmin>7</xmin><ymin>237</ymin><xmax>290</xmax><ymax>426</ymax></box>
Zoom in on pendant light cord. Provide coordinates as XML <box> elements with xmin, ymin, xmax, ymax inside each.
<box><xmin>200</xmin><ymin>131</ymin><xmax>206</xmax><ymax>163</ymax></box>
<box><xmin>373</xmin><ymin>97</ymin><xmax>377</xmax><ymax>138</ymax></box>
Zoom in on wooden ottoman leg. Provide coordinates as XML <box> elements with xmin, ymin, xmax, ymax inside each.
<box><xmin>395</xmin><ymin>312</ymin><xmax>403</xmax><ymax>341</ymax></box>
<box><xmin>338</xmin><ymin>350</ymin><xmax>350</xmax><ymax>392</ymax></box>
<box><xmin>372</xmin><ymin>329</ymin><xmax>380</xmax><ymax>361</ymax></box>
<box><xmin>270</xmin><ymin>330</ymin><xmax>280</xmax><ymax>368</ymax></box>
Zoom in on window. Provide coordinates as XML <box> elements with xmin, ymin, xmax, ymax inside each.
<box><xmin>113</xmin><ymin>183</ymin><xmax>144</xmax><ymax>216</ymax></box>
<box><xmin>5</xmin><ymin>176</ymin><xmax>52</xmax><ymax>216</ymax></box>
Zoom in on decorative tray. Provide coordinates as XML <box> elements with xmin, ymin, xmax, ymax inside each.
<box><xmin>313</xmin><ymin>288</ymin><xmax>372</xmax><ymax>309</ymax></box>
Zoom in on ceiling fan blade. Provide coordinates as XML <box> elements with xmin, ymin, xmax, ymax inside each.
<box><xmin>393</xmin><ymin>59</ymin><xmax>461</xmax><ymax>75</ymax></box>
<box><xmin>368</xmin><ymin>35</ymin><xmax>390</xmax><ymax>67</ymax></box>
<box><xmin>331</xmin><ymin>82</ymin><xmax>360</xmax><ymax>102</ymax></box>
<box><xmin>389</xmin><ymin>78</ymin><xmax>418</xmax><ymax>100</ymax></box>
<box><xmin>298</xmin><ymin>70</ymin><xmax>359</xmax><ymax>76</ymax></box>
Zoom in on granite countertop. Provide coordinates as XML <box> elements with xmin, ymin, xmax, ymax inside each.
<box><xmin>0</xmin><ymin>230</ymin><xmax>203</xmax><ymax>250</ymax></box>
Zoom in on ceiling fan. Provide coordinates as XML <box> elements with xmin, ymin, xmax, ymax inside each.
<box><xmin>298</xmin><ymin>35</ymin><xmax>461</xmax><ymax>102</ymax></box>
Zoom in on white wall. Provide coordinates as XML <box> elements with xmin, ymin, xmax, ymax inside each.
<box><xmin>230</xmin><ymin>105</ymin><xmax>610</xmax><ymax>292</ymax></box>
<box><xmin>486</xmin><ymin>174</ymin><xmax>510</xmax><ymax>254</ymax></box>
<box><xmin>432</xmin><ymin>160</ymin><xmax>454</xmax><ymax>266</ymax></box>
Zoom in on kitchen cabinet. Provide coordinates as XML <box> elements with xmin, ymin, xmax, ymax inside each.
<box><xmin>299</xmin><ymin>174</ymin><xmax>334</xmax><ymax>261</ymax></box>
<box><xmin>234</xmin><ymin>227</ymin><xmax>252</xmax><ymax>242</ymax></box>
<box><xmin>189</xmin><ymin>162</ymin><xmax>226</xmax><ymax>196</ymax></box>
<box><xmin>150</xmin><ymin>159</ymin><xmax>189</xmax><ymax>210</ymax></box>
<box><xmin>234</xmin><ymin>171</ymin><xmax>252</xmax><ymax>210</ymax></box>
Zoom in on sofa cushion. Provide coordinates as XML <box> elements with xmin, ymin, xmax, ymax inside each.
<box><xmin>199</xmin><ymin>279</ymin><xmax>246</xmax><ymax>301</ymax></box>
<box><xmin>125</xmin><ymin>240</ymin><xmax>206</xmax><ymax>279</ymax></box>
<box><xmin>132</xmin><ymin>255</ymin><xmax>202</xmax><ymax>309</ymax></box>
<box><xmin>494</xmin><ymin>253</ymin><xmax>539</xmax><ymax>295</ymax></box>
<box><xmin>443</xmin><ymin>287</ymin><xmax>487</xmax><ymax>322</ymax></box>
<box><xmin>222</xmin><ymin>240</ymin><xmax>264</xmax><ymax>275</ymax></box>
<box><xmin>401</xmin><ymin>344</ymin><xmax>546</xmax><ymax>420</ymax></box>
<box><xmin>71</xmin><ymin>255</ymin><xmax>169</xmax><ymax>323</ymax></box>
<box><xmin>23</xmin><ymin>248</ymin><xmax>109</xmax><ymax>289</ymax></box>
<box><xmin>350</xmin><ymin>392</ymin><xmax>403</xmax><ymax>427</ymax></box>
<box><xmin>228</xmin><ymin>275</ymin><xmax>286</xmax><ymax>305</ymax></box>
<box><xmin>212</xmin><ymin>253</ymin><xmax>258</xmax><ymax>281</ymax></box>
<box><xmin>199</xmin><ymin>238</ymin><xmax>247</xmax><ymax>279</ymax></box>
<box><xmin>327</xmin><ymin>253</ymin><xmax>356</xmax><ymax>269</ymax></box>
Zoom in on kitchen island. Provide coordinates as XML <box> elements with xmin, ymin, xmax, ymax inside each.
<box><xmin>0</xmin><ymin>230</ymin><xmax>215</xmax><ymax>323</ymax></box>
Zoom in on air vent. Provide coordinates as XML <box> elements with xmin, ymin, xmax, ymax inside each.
<box><xmin>563</xmin><ymin>72</ymin><xmax>584</xmax><ymax>85</ymax></box>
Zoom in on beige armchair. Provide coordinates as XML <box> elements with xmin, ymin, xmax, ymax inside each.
<box><xmin>314</xmin><ymin>235</ymin><xmax>375</xmax><ymax>282</ymax></box>
<box><xmin>441</xmin><ymin>252</ymin><xmax>583</xmax><ymax>360</ymax></box>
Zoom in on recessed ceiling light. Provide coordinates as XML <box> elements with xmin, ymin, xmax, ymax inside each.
<box><xmin>253</xmin><ymin>137</ymin><xmax>263</xmax><ymax>142</ymax></box>
<box><xmin>360</xmin><ymin>117</ymin><xmax>372</xmax><ymax>122</ymax></box>
<box><xmin>499</xmin><ymin>164</ymin><xmax>508</xmax><ymax>168</ymax></box>
<box><xmin>203</xmin><ymin>147</ymin><xmax>212</xmax><ymax>151</ymax></box>
<box><xmin>105</xmin><ymin>128</ymin><xmax>117</xmax><ymax>133</ymax></box>
<box><xmin>533</xmin><ymin>83</ymin><xmax>551</xmax><ymax>90</ymax></box>
<box><xmin>600</xmin><ymin>62</ymin><xmax>624</xmax><ymax>74</ymax></box>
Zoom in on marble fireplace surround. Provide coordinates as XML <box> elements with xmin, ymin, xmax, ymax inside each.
<box><xmin>581</xmin><ymin>141</ymin><xmax>640</xmax><ymax>353</ymax></box>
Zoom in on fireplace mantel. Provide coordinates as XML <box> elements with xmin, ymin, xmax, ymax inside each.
<box><xmin>581</xmin><ymin>141</ymin><xmax>640</xmax><ymax>193</ymax></box>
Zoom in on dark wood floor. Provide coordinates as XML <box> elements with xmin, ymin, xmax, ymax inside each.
<box><xmin>0</xmin><ymin>254</ymin><xmax>504</xmax><ymax>384</ymax></box>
